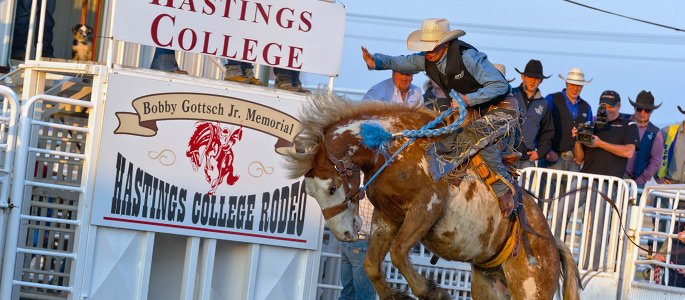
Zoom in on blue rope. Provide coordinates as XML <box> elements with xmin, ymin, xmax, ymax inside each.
<box><xmin>360</xmin><ymin>90</ymin><xmax>467</xmax><ymax>193</ymax></box>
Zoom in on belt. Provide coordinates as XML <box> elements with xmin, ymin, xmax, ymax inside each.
<box><xmin>560</xmin><ymin>151</ymin><xmax>574</xmax><ymax>160</ymax></box>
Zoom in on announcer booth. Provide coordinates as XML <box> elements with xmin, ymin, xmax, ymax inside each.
<box><xmin>0</xmin><ymin>0</ymin><xmax>345</xmax><ymax>299</ymax></box>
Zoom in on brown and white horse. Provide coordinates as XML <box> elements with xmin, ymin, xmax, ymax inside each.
<box><xmin>285</xmin><ymin>95</ymin><xmax>581</xmax><ymax>299</ymax></box>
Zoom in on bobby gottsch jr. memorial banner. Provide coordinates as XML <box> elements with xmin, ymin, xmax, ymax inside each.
<box><xmin>91</xmin><ymin>73</ymin><xmax>321</xmax><ymax>250</ymax></box>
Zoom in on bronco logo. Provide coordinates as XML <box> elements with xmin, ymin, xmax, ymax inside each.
<box><xmin>186</xmin><ymin>121</ymin><xmax>243</xmax><ymax>195</ymax></box>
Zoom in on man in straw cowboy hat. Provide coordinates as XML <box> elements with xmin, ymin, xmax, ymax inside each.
<box><xmin>657</xmin><ymin>105</ymin><xmax>685</xmax><ymax>184</ymax></box>
<box><xmin>512</xmin><ymin>59</ymin><xmax>554</xmax><ymax>168</ymax></box>
<box><xmin>625</xmin><ymin>91</ymin><xmax>664</xmax><ymax>186</ymax></box>
<box><xmin>361</xmin><ymin>18</ymin><xmax>522</xmax><ymax>217</ymax></box>
<box><xmin>542</xmin><ymin>67</ymin><xmax>593</xmax><ymax>172</ymax></box>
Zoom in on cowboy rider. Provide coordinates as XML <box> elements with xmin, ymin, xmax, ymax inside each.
<box><xmin>361</xmin><ymin>18</ymin><xmax>521</xmax><ymax>217</ymax></box>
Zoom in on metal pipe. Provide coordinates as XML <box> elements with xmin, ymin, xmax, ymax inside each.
<box><xmin>34</xmin><ymin>0</ymin><xmax>48</xmax><ymax>60</ymax></box>
<box><xmin>24</xmin><ymin>0</ymin><xmax>39</xmax><ymax>61</ymax></box>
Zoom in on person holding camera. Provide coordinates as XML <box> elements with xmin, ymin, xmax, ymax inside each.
<box><xmin>572</xmin><ymin>90</ymin><xmax>638</xmax><ymax>177</ymax></box>
<box><xmin>512</xmin><ymin>59</ymin><xmax>554</xmax><ymax>168</ymax></box>
<box><xmin>567</xmin><ymin>90</ymin><xmax>638</xmax><ymax>270</ymax></box>
<box><xmin>543</xmin><ymin>68</ymin><xmax>593</xmax><ymax>171</ymax></box>
<box><xmin>624</xmin><ymin>91</ymin><xmax>664</xmax><ymax>187</ymax></box>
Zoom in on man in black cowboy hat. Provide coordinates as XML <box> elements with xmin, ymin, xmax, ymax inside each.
<box><xmin>657</xmin><ymin>105</ymin><xmax>685</xmax><ymax>184</ymax></box>
<box><xmin>625</xmin><ymin>91</ymin><xmax>664</xmax><ymax>186</ymax></box>
<box><xmin>512</xmin><ymin>59</ymin><xmax>554</xmax><ymax>168</ymax></box>
<box><xmin>360</xmin><ymin>18</ymin><xmax>521</xmax><ymax>217</ymax></box>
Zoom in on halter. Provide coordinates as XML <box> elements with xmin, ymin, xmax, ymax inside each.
<box><xmin>320</xmin><ymin>152</ymin><xmax>365</xmax><ymax>220</ymax></box>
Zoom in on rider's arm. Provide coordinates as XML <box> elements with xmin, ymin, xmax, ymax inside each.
<box><xmin>461</xmin><ymin>49</ymin><xmax>509</xmax><ymax>106</ymax></box>
<box><xmin>372</xmin><ymin>52</ymin><xmax>426</xmax><ymax>74</ymax></box>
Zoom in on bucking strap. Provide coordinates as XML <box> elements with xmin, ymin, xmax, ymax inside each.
<box><xmin>476</xmin><ymin>216</ymin><xmax>521</xmax><ymax>269</ymax></box>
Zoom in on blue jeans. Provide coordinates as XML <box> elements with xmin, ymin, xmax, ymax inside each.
<box><xmin>12</xmin><ymin>0</ymin><xmax>56</xmax><ymax>58</ymax></box>
<box><xmin>150</xmin><ymin>48</ymin><xmax>180</xmax><ymax>72</ymax></box>
<box><xmin>339</xmin><ymin>239</ymin><xmax>375</xmax><ymax>300</ymax></box>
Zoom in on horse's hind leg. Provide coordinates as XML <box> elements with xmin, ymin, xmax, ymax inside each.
<box><xmin>471</xmin><ymin>266</ymin><xmax>510</xmax><ymax>300</ymax></box>
<box><xmin>501</xmin><ymin>196</ymin><xmax>560</xmax><ymax>299</ymax></box>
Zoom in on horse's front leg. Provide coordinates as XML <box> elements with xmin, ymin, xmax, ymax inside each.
<box><xmin>389</xmin><ymin>195</ymin><xmax>450</xmax><ymax>300</ymax></box>
<box><xmin>363</xmin><ymin>213</ymin><xmax>401</xmax><ymax>299</ymax></box>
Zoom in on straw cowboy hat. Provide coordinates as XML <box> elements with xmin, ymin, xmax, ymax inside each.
<box><xmin>515</xmin><ymin>59</ymin><xmax>551</xmax><ymax>79</ymax></box>
<box><xmin>558</xmin><ymin>67</ymin><xmax>592</xmax><ymax>86</ymax></box>
<box><xmin>493</xmin><ymin>64</ymin><xmax>515</xmax><ymax>83</ymax></box>
<box><xmin>407</xmin><ymin>18</ymin><xmax>466</xmax><ymax>52</ymax></box>
<box><xmin>629</xmin><ymin>90</ymin><xmax>662</xmax><ymax>110</ymax></box>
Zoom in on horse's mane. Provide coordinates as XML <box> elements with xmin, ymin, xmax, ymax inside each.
<box><xmin>285</xmin><ymin>93</ymin><xmax>434</xmax><ymax>179</ymax></box>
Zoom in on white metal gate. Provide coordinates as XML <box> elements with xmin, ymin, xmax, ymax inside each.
<box><xmin>0</xmin><ymin>85</ymin><xmax>20</xmax><ymax>268</ymax></box>
<box><xmin>621</xmin><ymin>185</ymin><xmax>685</xmax><ymax>299</ymax></box>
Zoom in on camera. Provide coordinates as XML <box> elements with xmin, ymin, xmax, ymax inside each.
<box><xmin>575</xmin><ymin>103</ymin><xmax>608</xmax><ymax>145</ymax></box>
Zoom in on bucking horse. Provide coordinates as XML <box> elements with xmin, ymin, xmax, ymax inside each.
<box><xmin>284</xmin><ymin>94</ymin><xmax>581</xmax><ymax>299</ymax></box>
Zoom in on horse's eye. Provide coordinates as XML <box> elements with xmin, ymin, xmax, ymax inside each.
<box><xmin>328</xmin><ymin>186</ymin><xmax>336</xmax><ymax>195</ymax></box>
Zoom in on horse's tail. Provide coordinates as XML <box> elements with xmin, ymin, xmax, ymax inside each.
<box><xmin>557</xmin><ymin>237</ymin><xmax>582</xmax><ymax>300</ymax></box>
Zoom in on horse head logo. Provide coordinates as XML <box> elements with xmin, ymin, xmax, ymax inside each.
<box><xmin>185</xmin><ymin>121</ymin><xmax>243</xmax><ymax>195</ymax></box>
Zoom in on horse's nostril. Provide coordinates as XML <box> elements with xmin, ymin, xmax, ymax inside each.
<box><xmin>343</xmin><ymin>231</ymin><xmax>353</xmax><ymax>241</ymax></box>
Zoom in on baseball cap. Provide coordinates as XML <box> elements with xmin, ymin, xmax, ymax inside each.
<box><xmin>599</xmin><ymin>90</ymin><xmax>620</xmax><ymax>107</ymax></box>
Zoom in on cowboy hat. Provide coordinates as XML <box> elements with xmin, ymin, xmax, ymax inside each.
<box><xmin>629</xmin><ymin>90</ymin><xmax>661</xmax><ymax>110</ymax></box>
<box><xmin>558</xmin><ymin>67</ymin><xmax>592</xmax><ymax>86</ymax></box>
<box><xmin>515</xmin><ymin>59</ymin><xmax>551</xmax><ymax>79</ymax></box>
<box><xmin>407</xmin><ymin>18</ymin><xmax>466</xmax><ymax>52</ymax></box>
<box><xmin>493</xmin><ymin>63</ymin><xmax>515</xmax><ymax>83</ymax></box>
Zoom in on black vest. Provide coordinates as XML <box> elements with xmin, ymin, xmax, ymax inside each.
<box><xmin>633</xmin><ymin>122</ymin><xmax>660</xmax><ymax>178</ymax></box>
<box><xmin>513</xmin><ymin>86</ymin><xmax>547</xmax><ymax>152</ymax></box>
<box><xmin>550</xmin><ymin>92</ymin><xmax>590</xmax><ymax>152</ymax></box>
<box><xmin>424</xmin><ymin>39</ymin><xmax>507</xmax><ymax>111</ymax></box>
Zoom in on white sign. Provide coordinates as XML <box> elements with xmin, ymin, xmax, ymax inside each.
<box><xmin>91</xmin><ymin>73</ymin><xmax>322</xmax><ymax>250</ymax></box>
<box><xmin>112</xmin><ymin>0</ymin><xmax>346</xmax><ymax>76</ymax></box>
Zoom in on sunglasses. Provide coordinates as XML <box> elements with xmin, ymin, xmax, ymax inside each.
<box><xmin>637</xmin><ymin>108</ymin><xmax>652</xmax><ymax>113</ymax></box>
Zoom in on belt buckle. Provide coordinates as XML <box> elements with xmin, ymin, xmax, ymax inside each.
<box><xmin>358</xmin><ymin>234</ymin><xmax>367</xmax><ymax>240</ymax></box>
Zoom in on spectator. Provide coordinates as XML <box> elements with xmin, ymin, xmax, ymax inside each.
<box><xmin>338</xmin><ymin>198</ymin><xmax>376</xmax><ymax>300</ymax></box>
<box><xmin>657</xmin><ymin>106</ymin><xmax>685</xmax><ymax>184</ymax></box>
<box><xmin>423</xmin><ymin>79</ymin><xmax>450</xmax><ymax>113</ymax></box>
<box><xmin>573</xmin><ymin>90</ymin><xmax>638</xmax><ymax>177</ymax></box>
<box><xmin>625</xmin><ymin>91</ymin><xmax>664</xmax><ymax>187</ymax></box>
<box><xmin>543</xmin><ymin>67</ymin><xmax>593</xmax><ymax>172</ymax></box>
<box><xmin>512</xmin><ymin>59</ymin><xmax>554</xmax><ymax>168</ymax></box>
<box><xmin>224</xmin><ymin>59</ymin><xmax>262</xmax><ymax>85</ymax></box>
<box><xmin>274</xmin><ymin>68</ymin><xmax>310</xmax><ymax>93</ymax></box>
<box><xmin>149</xmin><ymin>48</ymin><xmax>187</xmax><ymax>74</ymax></box>
<box><xmin>492</xmin><ymin>63</ymin><xmax>514</xmax><ymax>83</ymax></box>
<box><xmin>363</xmin><ymin>70</ymin><xmax>423</xmax><ymax>106</ymax></box>
<box><xmin>568</xmin><ymin>90</ymin><xmax>638</xmax><ymax>270</ymax></box>
<box><xmin>11</xmin><ymin>0</ymin><xmax>56</xmax><ymax>60</ymax></box>
<box><xmin>654</xmin><ymin>220</ymin><xmax>685</xmax><ymax>287</ymax></box>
